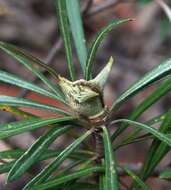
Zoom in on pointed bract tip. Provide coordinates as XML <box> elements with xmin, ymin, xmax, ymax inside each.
<box><xmin>108</xmin><ymin>56</ymin><xmax>114</xmax><ymax>69</ymax></box>
<box><xmin>91</xmin><ymin>56</ymin><xmax>114</xmax><ymax>89</ymax></box>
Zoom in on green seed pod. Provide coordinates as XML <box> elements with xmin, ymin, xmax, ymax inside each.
<box><xmin>58</xmin><ymin>57</ymin><xmax>113</xmax><ymax>121</ymax></box>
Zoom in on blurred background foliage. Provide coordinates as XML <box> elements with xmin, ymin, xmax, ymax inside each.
<box><xmin>0</xmin><ymin>0</ymin><xmax>171</xmax><ymax>189</ymax></box>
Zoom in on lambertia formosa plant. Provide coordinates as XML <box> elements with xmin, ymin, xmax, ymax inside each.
<box><xmin>0</xmin><ymin>0</ymin><xmax>171</xmax><ymax>189</ymax></box>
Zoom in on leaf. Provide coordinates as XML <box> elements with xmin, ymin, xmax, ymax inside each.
<box><xmin>146</xmin><ymin>113</ymin><xmax>167</xmax><ymax>125</ymax></box>
<box><xmin>85</xmin><ymin>19</ymin><xmax>132</xmax><ymax>80</ymax></box>
<box><xmin>0</xmin><ymin>105</ymin><xmax>35</xmax><ymax>119</ymax></box>
<box><xmin>138</xmin><ymin>0</ymin><xmax>152</xmax><ymax>5</ymax></box>
<box><xmin>0</xmin><ymin>161</ymin><xmax>15</xmax><ymax>174</ymax></box>
<box><xmin>0</xmin><ymin>95</ymin><xmax>69</xmax><ymax>116</ymax></box>
<box><xmin>139</xmin><ymin>109</ymin><xmax>171</xmax><ymax>181</ymax></box>
<box><xmin>112</xmin><ymin>111</ymin><xmax>169</xmax><ymax>151</ymax></box>
<box><xmin>157</xmin><ymin>0</ymin><xmax>171</xmax><ymax>23</ymax></box>
<box><xmin>113</xmin><ymin>133</ymin><xmax>151</xmax><ymax>151</ymax></box>
<box><xmin>66</xmin><ymin>0</ymin><xmax>88</xmax><ymax>75</ymax></box>
<box><xmin>121</xmin><ymin>166</ymin><xmax>151</xmax><ymax>190</ymax></box>
<box><xmin>0</xmin><ymin>70</ymin><xmax>59</xmax><ymax>100</ymax></box>
<box><xmin>23</xmin><ymin>129</ymin><xmax>93</xmax><ymax>190</ymax></box>
<box><xmin>0</xmin><ymin>116</ymin><xmax>75</xmax><ymax>139</ymax></box>
<box><xmin>0</xmin><ymin>150</ymin><xmax>94</xmax><ymax>174</ymax></box>
<box><xmin>99</xmin><ymin>175</ymin><xmax>105</xmax><ymax>190</ymax></box>
<box><xmin>28</xmin><ymin>166</ymin><xmax>103</xmax><ymax>190</ymax></box>
<box><xmin>102</xmin><ymin>126</ymin><xmax>119</xmax><ymax>190</ymax></box>
<box><xmin>0</xmin><ymin>149</ymin><xmax>94</xmax><ymax>161</ymax></box>
<box><xmin>0</xmin><ymin>41</ymin><xmax>64</xmax><ymax>102</ymax></box>
<box><xmin>110</xmin><ymin>58</ymin><xmax>171</xmax><ymax>113</ymax></box>
<box><xmin>111</xmin><ymin>119</ymin><xmax>171</xmax><ymax>147</ymax></box>
<box><xmin>55</xmin><ymin>0</ymin><xmax>76</xmax><ymax>81</ymax></box>
<box><xmin>0</xmin><ymin>42</ymin><xmax>58</xmax><ymax>79</ymax></box>
<box><xmin>111</xmin><ymin>76</ymin><xmax>171</xmax><ymax>141</ymax></box>
<box><xmin>7</xmin><ymin>125</ymin><xmax>74</xmax><ymax>182</ymax></box>
<box><xmin>56</xmin><ymin>160</ymin><xmax>83</xmax><ymax>178</ymax></box>
<box><xmin>69</xmin><ymin>182</ymin><xmax>98</xmax><ymax>190</ymax></box>
<box><xmin>160</xmin><ymin>168</ymin><xmax>171</xmax><ymax>179</ymax></box>
<box><xmin>0</xmin><ymin>149</ymin><xmax>24</xmax><ymax>159</ymax></box>
<box><xmin>112</xmin><ymin>110</ymin><xmax>168</xmax><ymax>151</ymax></box>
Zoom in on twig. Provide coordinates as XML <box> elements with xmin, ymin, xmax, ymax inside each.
<box><xmin>82</xmin><ymin>0</ymin><xmax>93</xmax><ymax>15</ymax></box>
<box><xmin>86</xmin><ymin>0</ymin><xmax>126</xmax><ymax>17</ymax></box>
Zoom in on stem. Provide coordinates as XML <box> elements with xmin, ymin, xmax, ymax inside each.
<box><xmin>93</xmin><ymin>125</ymin><xmax>104</xmax><ymax>184</ymax></box>
<box><xmin>94</xmin><ymin>126</ymin><xmax>104</xmax><ymax>164</ymax></box>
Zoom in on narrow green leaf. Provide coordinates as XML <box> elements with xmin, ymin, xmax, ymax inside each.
<box><xmin>139</xmin><ymin>109</ymin><xmax>171</xmax><ymax>180</ymax></box>
<box><xmin>23</xmin><ymin>129</ymin><xmax>93</xmax><ymax>190</ymax></box>
<box><xmin>0</xmin><ymin>95</ymin><xmax>69</xmax><ymax>116</ymax></box>
<box><xmin>0</xmin><ymin>42</ymin><xmax>59</xmax><ymax>79</ymax></box>
<box><xmin>0</xmin><ymin>70</ymin><xmax>59</xmax><ymax>100</ymax></box>
<box><xmin>0</xmin><ymin>150</ymin><xmax>93</xmax><ymax>174</ymax></box>
<box><xmin>121</xmin><ymin>166</ymin><xmax>151</xmax><ymax>190</ymax></box>
<box><xmin>0</xmin><ymin>149</ymin><xmax>94</xmax><ymax>161</ymax></box>
<box><xmin>99</xmin><ymin>175</ymin><xmax>106</xmax><ymax>190</ymax></box>
<box><xmin>160</xmin><ymin>168</ymin><xmax>171</xmax><ymax>179</ymax></box>
<box><xmin>0</xmin><ymin>149</ymin><xmax>23</xmax><ymax>159</ymax></box>
<box><xmin>7</xmin><ymin>125</ymin><xmax>73</xmax><ymax>182</ymax></box>
<box><xmin>28</xmin><ymin>166</ymin><xmax>103</xmax><ymax>190</ymax></box>
<box><xmin>111</xmin><ymin>59</ymin><xmax>171</xmax><ymax>113</ymax></box>
<box><xmin>102</xmin><ymin>126</ymin><xmax>119</xmax><ymax>190</ymax></box>
<box><xmin>0</xmin><ymin>161</ymin><xmax>15</xmax><ymax>174</ymax></box>
<box><xmin>0</xmin><ymin>41</ymin><xmax>64</xmax><ymax>102</ymax></box>
<box><xmin>56</xmin><ymin>160</ymin><xmax>83</xmax><ymax>178</ymax></box>
<box><xmin>0</xmin><ymin>116</ymin><xmax>75</xmax><ymax>139</ymax></box>
<box><xmin>85</xmin><ymin>19</ymin><xmax>132</xmax><ymax>80</ymax></box>
<box><xmin>111</xmin><ymin>77</ymin><xmax>171</xmax><ymax>141</ymax></box>
<box><xmin>66</xmin><ymin>0</ymin><xmax>87</xmax><ymax>75</ymax></box>
<box><xmin>112</xmin><ymin>111</ymin><xmax>169</xmax><ymax>151</ymax></box>
<box><xmin>55</xmin><ymin>0</ymin><xmax>76</xmax><ymax>81</ymax></box>
<box><xmin>0</xmin><ymin>105</ymin><xmax>35</xmax><ymax>119</ymax></box>
<box><xmin>146</xmin><ymin>113</ymin><xmax>167</xmax><ymax>125</ymax></box>
<box><xmin>113</xmin><ymin>133</ymin><xmax>151</xmax><ymax>151</ymax></box>
<box><xmin>69</xmin><ymin>182</ymin><xmax>98</xmax><ymax>190</ymax></box>
<box><xmin>111</xmin><ymin>119</ymin><xmax>171</xmax><ymax>147</ymax></box>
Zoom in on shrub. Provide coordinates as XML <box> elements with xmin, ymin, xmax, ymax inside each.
<box><xmin>0</xmin><ymin>1</ymin><xmax>171</xmax><ymax>189</ymax></box>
